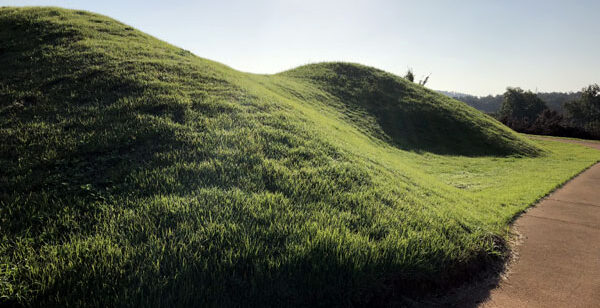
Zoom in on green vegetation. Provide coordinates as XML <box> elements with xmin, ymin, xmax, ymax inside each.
<box><xmin>450</xmin><ymin>86</ymin><xmax>599</xmax><ymax>139</ymax></box>
<box><xmin>564</xmin><ymin>84</ymin><xmax>600</xmax><ymax>137</ymax></box>
<box><xmin>496</xmin><ymin>86</ymin><xmax>600</xmax><ymax>139</ymax></box>
<box><xmin>1</xmin><ymin>7</ymin><xmax>598</xmax><ymax>306</ymax></box>
<box><xmin>449</xmin><ymin>91</ymin><xmax>582</xmax><ymax>114</ymax></box>
<box><xmin>498</xmin><ymin>88</ymin><xmax>547</xmax><ymax>124</ymax></box>
<box><xmin>402</xmin><ymin>68</ymin><xmax>429</xmax><ymax>86</ymax></box>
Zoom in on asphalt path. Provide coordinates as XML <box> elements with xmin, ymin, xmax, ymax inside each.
<box><xmin>482</xmin><ymin>137</ymin><xmax>600</xmax><ymax>307</ymax></box>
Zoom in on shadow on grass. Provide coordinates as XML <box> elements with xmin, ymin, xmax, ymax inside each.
<box><xmin>282</xmin><ymin>62</ymin><xmax>541</xmax><ymax>157</ymax></box>
<box><xmin>410</xmin><ymin>249</ymin><xmax>507</xmax><ymax>307</ymax></box>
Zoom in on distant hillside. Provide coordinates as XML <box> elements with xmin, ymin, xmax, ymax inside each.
<box><xmin>538</xmin><ymin>92</ymin><xmax>582</xmax><ymax>111</ymax></box>
<box><xmin>4</xmin><ymin>7</ymin><xmax>598</xmax><ymax>307</ymax></box>
<box><xmin>436</xmin><ymin>90</ymin><xmax>472</xmax><ymax>98</ymax></box>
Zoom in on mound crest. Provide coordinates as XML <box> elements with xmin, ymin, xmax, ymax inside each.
<box><xmin>282</xmin><ymin>62</ymin><xmax>539</xmax><ymax>156</ymax></box>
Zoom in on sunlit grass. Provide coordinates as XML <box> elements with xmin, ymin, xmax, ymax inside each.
<box><xmin>1</xmin><ymin>7</ymin><xmax>598</xmax><ymax>306</ymax></box>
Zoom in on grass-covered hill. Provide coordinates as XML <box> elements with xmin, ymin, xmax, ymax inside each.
<box><xmin>1</xmin><ymin>7</ymin><xmax>598</xmax><ymax>307</ymax></box>
<box><xmin>280</xmin><ymin>63</ymin><xmax>538</xmax><ymax>156</ymax></box>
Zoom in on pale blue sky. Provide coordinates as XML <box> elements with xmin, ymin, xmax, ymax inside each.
<box><xmin>2</xmin><ymin>0</ymin><xmax>598</xmax><ymax>95</ymax></box>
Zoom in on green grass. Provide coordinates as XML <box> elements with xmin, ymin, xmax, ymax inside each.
<box><xmin>1</xmin><ymin>7</ymin><xmax>598</xmax><ymax>307</ymax></box>
<box><xmin>524</xmin><ymin>133</ymin><xmax>600</xmax><ymax>144</ymax></box>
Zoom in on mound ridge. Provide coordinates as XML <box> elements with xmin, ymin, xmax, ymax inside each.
<box><xmin>282</xmin><ymin>62</ymin><xmax>539</xmax><ymax>156</ymax></box>
<box><xmin>0</xmin><ymin>7</ymin><xmax>566</xmax><ymax>307</ymax></box>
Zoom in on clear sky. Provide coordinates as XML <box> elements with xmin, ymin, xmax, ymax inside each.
<box><xmin>2</xmin><ymin>0</ymin><xmax>598</xmax><ymax>95</ymax></box>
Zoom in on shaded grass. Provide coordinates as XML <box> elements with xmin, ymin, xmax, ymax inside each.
<box><xmin>524</xmin><ymin>133</ymin><xmax>600</xmax><ymax>144</ymax></box>
<box><xmin>279</xmin><ymin>63</ymin><xmax>540</xmax><ymax>156</ymax></box>
<box><xmin>0</xmin><ymin>7</ymin><xmax>598</xmax><ymax>307</ymax></box>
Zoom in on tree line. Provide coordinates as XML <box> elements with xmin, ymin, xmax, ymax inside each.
<box><xmin>419</xmin><ymin>72</ymin><xmax>598</xmax><ymax>139</ymax></box>
<box><xmin>449</xmin><ymin>91</ymin><xmax>582</xmax><ymax>114</ymax></box>
<box><xmin>482</xmin><ymin>85</ymin><xmax>599</xmax><ymax>139</ymax></box>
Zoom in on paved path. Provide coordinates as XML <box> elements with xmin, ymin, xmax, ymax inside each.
<box><xmin>482</xmin><ymin>137</ymin><xmax>600</xmax><ymax>307</ymax></box>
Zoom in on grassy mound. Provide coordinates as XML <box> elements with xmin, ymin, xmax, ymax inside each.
<box><xmin>280</xmin><ymin>62</ymin><xmax>539</xmax><ymax>156</ymax></box>
<box><xmin>1</xmin><ymin>7</ymin><xmax>598</xmax><ymax>306</ymax></box>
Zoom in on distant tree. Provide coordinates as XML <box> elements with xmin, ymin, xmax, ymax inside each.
<box><xmin>529</xmin><ymin>109</ymin><xmax>564</xmax><ymax>135</ymax></box>
<box><xmin>498</xmin><ymin>87</ymin><xmax>547</xmax><ymax>125</ymax></box>
<box><xmin>446</xmin><ymin>86</ymin><xmax>598</xmax><ymax>139</ymax></box>
<box><xmin>453</xmin><ymin>91</ymin><xmax>581</xmax><ymax>115</ymax></box>
<box><xmin>456</xmin><ymin>94</ymin><xmax>503</xmax><ymax>113</ymax></box>
<box><xmin>404</xmin><ymin>69</ymin><xmax>414</xmax><ymax>82</ymax></box>
<box><xmin>564</xmin><ymin>84</ymin><xmax>600</xmax><ymax>136</ymax></box>
<box><xmin>537</xmin><ymin>91</ymin><xmax>581</xmax><ymax>111</ymax></box>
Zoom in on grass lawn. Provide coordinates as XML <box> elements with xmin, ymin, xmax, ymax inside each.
<box><xmin>524</xmin><ymin>133</ymin><xmax>600</xmax><ymax>143</ymax></box>
<box><xmin>1</xmin><ymin>7</ymin><xmax>598</xmax><ymax>306</ymax></box>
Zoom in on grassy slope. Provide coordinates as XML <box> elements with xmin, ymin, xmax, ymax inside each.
<box><xmin>0</xmin><ymin>7</ymin><xmax>598</xmax><ymax>306</ymax></box>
